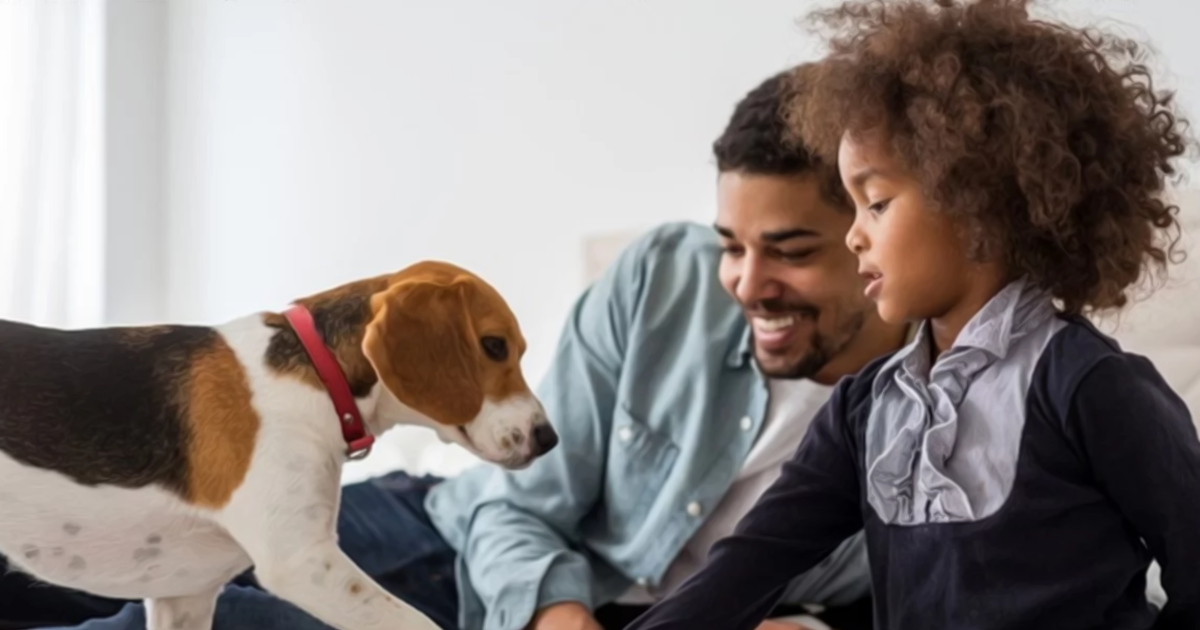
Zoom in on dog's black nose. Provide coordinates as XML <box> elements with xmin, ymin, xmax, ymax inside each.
<box><xmin>531</xmin><ymin>423</ymin><xmax>559</xmax><ymax>454</ymax></box>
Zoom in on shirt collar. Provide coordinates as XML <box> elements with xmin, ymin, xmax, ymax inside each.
<box><xmin>883</xmin><ymin>276</ymin><xmax>1057</xmax><ymax>391</ymax></box>
<box><xmin>952</xmin><ymin>276</ymin><xmax>1054</xmax><ymax>358</ymax></box>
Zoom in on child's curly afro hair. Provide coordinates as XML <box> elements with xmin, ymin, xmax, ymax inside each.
<box><xmin>790</xmin><ymin>0</ymin><xmax>1193</xmax><ymax>315</ymax></box>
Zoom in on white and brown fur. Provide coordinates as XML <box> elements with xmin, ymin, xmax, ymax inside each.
<box><xmin>0</xmin><ymin>261</ymin><xmax>557</xmax><ymax>630</ymax></box>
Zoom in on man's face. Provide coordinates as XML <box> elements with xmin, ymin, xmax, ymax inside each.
<box><xmin>716</xmin><ymin>171</ymin><xmax>874</xmax><ymax>379</ymax></box>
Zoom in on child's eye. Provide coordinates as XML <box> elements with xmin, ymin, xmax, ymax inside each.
<box><xmin>868</xmin><ymin>199</ymin><xmax>892</xmax><ymax>214</ymax></box>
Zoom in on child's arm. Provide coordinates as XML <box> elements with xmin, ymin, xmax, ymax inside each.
<box><xmin>625</xmin><ymin>378</ymin><xmax>864</xmax><ymax>630</ymax></box>
<box><xmin>1068</xmin><ymin>353</ymin><xmax>1200</xmax><ymax>628</ymax></box>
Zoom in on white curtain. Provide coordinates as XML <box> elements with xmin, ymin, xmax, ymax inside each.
<box><xmin>0</xmin><ymin>0</ymin><xmax>105</xmax><ymax>329</ymax></box>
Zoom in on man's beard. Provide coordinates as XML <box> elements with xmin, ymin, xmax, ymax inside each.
<box><xmin>754</xmin><ymin>328</ymin><xmax>831</xmax><ymax>379</ymax></box>
<box><xmin>750</xmin><ymin>299</ymin><xmax>864</xmax><ymax>380</ymax></box>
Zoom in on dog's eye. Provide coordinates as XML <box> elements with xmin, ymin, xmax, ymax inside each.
<box><xmin>481</xmin><ymin>336</ymin><xmax>508</xmax><ymax>361</ymax></box>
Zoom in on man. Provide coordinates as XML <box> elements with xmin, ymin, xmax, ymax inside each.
<box><xmin>7</xmin><ymin>67</ymin><xmax>910</xmax><ymax>630</ymax></box>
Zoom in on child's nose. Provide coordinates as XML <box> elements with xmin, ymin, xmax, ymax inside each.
<box><xmin>845</xmin><ymin>219</ymin><xmax>868</xmax><ymax>255</ymax></box>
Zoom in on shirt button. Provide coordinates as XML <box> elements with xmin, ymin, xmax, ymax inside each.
<box><xmin>739</xmin><ymin>416</ymin><xmax>753</xmax><ymax>431</ymax></box>
<box><xmin>617</xmin><ymin>426</ymin><xmax>633</xmax><ymax>442</ymax></box>
<box><xmin>686</xmin><ymin>501</ymin><xmax>703</xmax><ymax>517</ymax></box>
<box><xmin>636</xmin><ymin>576</ymin><xmax>649</xmax><ymax>586</ymax></box>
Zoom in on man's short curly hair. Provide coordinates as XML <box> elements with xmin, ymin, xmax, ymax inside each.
<box><xmin>789</xmin><ymin>0</ymin><xmax>1192</xmax><ymax>315</ymax></box>
<box><xmin>714</xmin><ymin>66</ymin><xmax>849</xmax><ymax>209</ymax></box>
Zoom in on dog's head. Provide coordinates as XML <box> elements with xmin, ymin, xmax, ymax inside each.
<box><xmin>362</xmin><ymin>261</ymin><xmax>557</xmax><ymax>469</ymax></box>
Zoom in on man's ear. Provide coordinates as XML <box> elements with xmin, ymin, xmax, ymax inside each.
<box><xmin>362</xmin><ymin>278</ymin><xmax>483</xmax><ymax>425</ymax></box>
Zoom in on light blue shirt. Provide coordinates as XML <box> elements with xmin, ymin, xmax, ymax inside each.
<box><xmin>425</xmin><ymin>221</ymin><xmax>870</xmax><ymax>630</ymax></box>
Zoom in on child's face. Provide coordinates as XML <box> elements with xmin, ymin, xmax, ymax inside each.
<box><xmin>837</xmin><ymin>130</ymin><xmax>972</xmax><ymax>325</ymax></box>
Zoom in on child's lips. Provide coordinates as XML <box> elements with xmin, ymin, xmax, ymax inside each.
<box><xmin>859</xmin><ymin>269</ymin><xmax>883</xmax><ymax>299</ymax></box>
<box><xmin>865</xmin><ymin>277</ymin><xmax>883</xmax><ymax>299</ymax></box>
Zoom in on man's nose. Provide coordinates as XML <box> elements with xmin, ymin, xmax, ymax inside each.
<box><xmin>735</xmin><ymin>255</ymin><xmax>781</xmax><ymax>305</ymax></box>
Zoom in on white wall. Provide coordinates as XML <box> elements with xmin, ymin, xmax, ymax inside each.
<box><xmin>159</xmin><ymin>0</ymin><xmax>827</xmax><ymax>343</ymax></box>
<box><xmin>101</xmin><ymin>0</ymin><xmax>1200</xmax><ymax>480</ymax></box>
<box><xmin>105</xmin><ymin>0</ymin><xmax>166</xmax><ymax>325</ymax></box>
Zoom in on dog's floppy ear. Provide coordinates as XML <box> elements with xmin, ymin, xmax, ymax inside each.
<box><xmin>362</xmin><ymin>278</ymin><xmax>483</xmax><ymax>425</ymax></box>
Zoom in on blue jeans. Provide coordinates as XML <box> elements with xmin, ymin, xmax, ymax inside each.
<box><xmin>13</xmin><ymin>472</ymin><xmax>459</xmax><ymax>630</ymax></box>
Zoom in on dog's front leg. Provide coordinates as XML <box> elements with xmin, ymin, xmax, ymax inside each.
<box><xmin>145</xmin><ymin>589</ymin><xmax>219</xmax><ymax>630</ymax></box>
<box><xmin>252</xmin><ymin>538</ymin><xmax>441</xmax><ymax>630</ymax></box>
<box><xmin>217</xmin><ymin>451</ymin><xmax>444</xmax><ymax>630</ymax></box>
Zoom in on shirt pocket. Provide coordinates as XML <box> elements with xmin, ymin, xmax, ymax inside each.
<box><xmin>602</xmin><ymin>405</ymin><xmax>680</xmax><ymax>535</ymax></box>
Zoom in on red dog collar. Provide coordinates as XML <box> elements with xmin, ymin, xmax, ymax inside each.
<box><xmin>283</xmin><ymin>304</ymin><xmax>375</xmax><ymax>460</ymax></box>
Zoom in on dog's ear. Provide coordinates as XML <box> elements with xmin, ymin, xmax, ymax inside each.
<box><xmin>362</xmin><ymin>278</ymin><xmax>483</xmax><ymax>425</ymax></box>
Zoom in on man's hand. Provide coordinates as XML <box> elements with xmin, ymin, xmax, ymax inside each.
<box><xmin>528</xmin><ymin>602</ymin><xmax>604</xmax><ymax>630</ymax></box>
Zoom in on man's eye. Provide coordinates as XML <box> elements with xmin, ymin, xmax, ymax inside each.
<box><xmin>721</xmin><ymin>245</ymin><xmax>745</xmax><ymax>256</ymax></box>
<box><xmin>780</xmin><ymin>250</ymin><xmax>815</xmax><ymax>262</ymax></box>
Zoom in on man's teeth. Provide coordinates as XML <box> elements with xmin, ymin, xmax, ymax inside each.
<box><xmin>754</xmin><ymin>316</ymin><xmax>795</xmax><ymax>332</ymax></box>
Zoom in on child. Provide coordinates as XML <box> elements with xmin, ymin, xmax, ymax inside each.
<box><xmin>624</xmin><ymin>1</ymin><xmax>1200</xmax><ymax>629</ymax></box>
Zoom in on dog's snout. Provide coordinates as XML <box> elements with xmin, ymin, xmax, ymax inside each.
<box><xmin>531</xmin><ymin>422</ymin><xmax>559</xmax><ymax>455</ymax></box>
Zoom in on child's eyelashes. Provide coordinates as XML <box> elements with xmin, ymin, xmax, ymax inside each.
<box><xmin>868</xmin><ymin>199</ymin><xmax>892</xmax><ymax>214</ymax></box>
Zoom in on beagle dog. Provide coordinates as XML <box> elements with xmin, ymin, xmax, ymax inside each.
<box><xmin>0</xmin><ymin>261</ymin><xmax>557</xmax><ymax>630</ymax></box>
